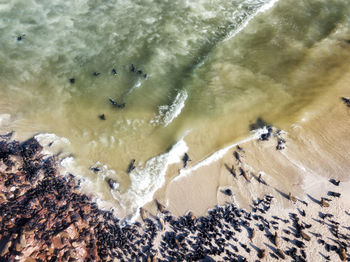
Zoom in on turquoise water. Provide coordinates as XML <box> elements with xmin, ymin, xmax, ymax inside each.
<box><xmin>0</xmin><ymin>0</ymin><xmax>350</xmax><ymax>216</ymax></box>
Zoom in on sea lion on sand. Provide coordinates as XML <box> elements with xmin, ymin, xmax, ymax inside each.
<box><xmin>140</xmin><ymin>208</ymin><xmax>147</xmax><ymax>221</ymax></box>
<box><xmin>321</xmin><ymin>198</ymin><xmax>330</xmax><ymax>207</ymax></box>
<box><xmin>300</xmin><ymin>230</ymin><xmax>311</xmax><ymax>241</ymax></box>
<box><xmin>182</xmin><ymin>153</ymin><xmax>191</xmax><ymax>168</ymax></box>
<box><xmin>276</xmin><ymin>249</ymin><xmax>285</xmax><ymax>259</ymax></box>
<box><xmin>288</xmin><ymin>192</ymin><xmax>297</xmax><ymax>202</ymax></box>
<box><xmin>155</xmin><ymin>200</ymin><xmax>166</xmax><ymax>213</ymax></box>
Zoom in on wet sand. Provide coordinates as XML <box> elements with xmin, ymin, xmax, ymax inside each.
<box><xmin>165</xmin><ymin>68</ymin><xmax>350</xmax><ymax>217</ymax></box>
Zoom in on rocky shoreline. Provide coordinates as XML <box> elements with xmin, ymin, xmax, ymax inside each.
<box><xmin>0</xmin><ymin>136</ymin><xmax>349</xmax><ymax>262</ymax></box>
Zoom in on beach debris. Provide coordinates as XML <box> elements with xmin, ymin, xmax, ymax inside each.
<box><xmin>155</xmin><ymin>199</ymin><xmax>166</xmax><ymax>213</ymax></box>
<box><xmin>182</xmin><ymin>153</ymin><xmax>191</xmax><ymax>168</ymax></box>
<box><xmin>329</xmin><ymin>179</ymin><xmax>340</xmax><ymax>186</ymax></box>
<box><xmin>127</xmin><ymin>159</ymin><xmax>136</xmax><ymax>173</ymax></box>
<box><xmin>98</xmin><ymin>114</ymin><xmax>106</xmax><ymax>120</ymax></box>
<box><xmin>109</xmin><ymin>98</ymin><xmax>125</xmax><ymax>109</ymax></box>
<box><xmin>93</xmin><ymin>72</ymin><xmax>101</xmax><ymax>76</ymax></box>
<box><xmin>341</xmin><ymin>97</ymin><xmax>350</xmax><ymax>107</ymax></box>
<box><xmin>69</xmin><ymin>78</ymin><xmax>75</xmax><ymax>84</ymax></box>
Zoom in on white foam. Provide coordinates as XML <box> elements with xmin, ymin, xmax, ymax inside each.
<box><xmin>151</xmin><ymin>90</ymin><xmax>188</xmax><ymax>127</ymax></box>
<box><xmin>0</xmin><ymin>114</ymin><xmax>11</xmax><ymax>126</ymax></box>
<box><xmin>225</xmin><ymin>0</ymin><xmax>280</xmax><ymax>41</ymax></box>
<box><xmin>112</xmin><ymin>136</ymin><xmax>189</xmax><ymax>221</ymax></box>
<box><xmin>173</xmin><ymin>128</ymin><xmax>266</xmax><ymax>182</ymax></box>
<box><xmin>35</xmin><ymin>133</ymin><xmax>71</xmax><ymax>155</ymax></box>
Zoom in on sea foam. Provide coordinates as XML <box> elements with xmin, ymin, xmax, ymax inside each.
<box><xmin>151</xmin><ymin>90</ymin><xmax>188</xmax><ymax>127</ymax></box>
<box><xmin>112</xmin><ymin>136</ymin><xmax>189</xmax><ymax>221</ymax></box>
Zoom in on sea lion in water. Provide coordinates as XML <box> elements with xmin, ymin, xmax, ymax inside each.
<box><xmin>341</xmin><ymin>97</ymin><xmax>350</xmax><ymax>107</ymax></box>
<box><xmin>127</xmin><ymin>159</ymin><xmax>136</xmax><ymax>173</ymax></box>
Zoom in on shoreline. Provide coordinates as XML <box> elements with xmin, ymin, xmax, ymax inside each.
<box><xmin>0</xmin><ymin>136</ymin><xmax>349</xmax><ymax>261</ymax></box>
<box><xmin>0</xmin><ymin>67</ymin><xmax>350</xmax><ymax>262</ymax></box>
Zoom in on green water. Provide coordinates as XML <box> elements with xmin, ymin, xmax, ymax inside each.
<box><xmin>0</xmin><ymin>0</ymin><xmax>350</xmax><ymax>216</ymax></box>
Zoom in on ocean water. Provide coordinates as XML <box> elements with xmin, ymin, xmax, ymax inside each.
<box><xmin>0</xmin><ymin>0</ymin><xmax>350</xmax><ymax>218</ymax></box>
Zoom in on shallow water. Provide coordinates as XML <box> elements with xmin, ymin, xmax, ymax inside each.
<box><xmin>0</xmin><ymin>0</ymin><xmax>350</xmax><ymax>217</ymax></box>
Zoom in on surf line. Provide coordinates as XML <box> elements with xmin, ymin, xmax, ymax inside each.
<box><xmin>224</xmin><ymin>0</ymin><xmax>280</xmax><ymax>42</ymax></box>
<box><xmin>173</xmin><ymin>128</ymin><xmax>268</xmax><ymax>182</ymax></box>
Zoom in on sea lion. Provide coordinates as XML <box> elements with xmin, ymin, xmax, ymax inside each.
<box><xmin>276</xmin><ymin>249</ymin><xmax>286</xmax><ymax>259</ymax></box>
<box><xmin>341</xmin><ymin>97</ymin><xmax>350</xmax><ymax>107</ymax></box>
<box><xmin>321</xmin><ymin>198</ymin><xmax>330</xmax><ymax>207</ymax></box>
<box><xmin>127</xmin><ymin>159</ymin><xmax>136</xmax><ymax>173</ymax></box>
<box><xmin>339</xmin><ymin>247</ymin><xmax>346</xmax><ymax>261</ymax></box>
<box><xmin>188</xmin><ymin>211</ymin><xmax>196</xmax><ymax>221</ymax></box>
<box><xmin>99</xmin><ymin>114</ymin><xmax>106</xmax><ymax>120</ymax></box>
<box><xmin>140</xmin><ymin>207</ymin><xmax>146</xmax><ymax>221</ymax></box>
<box><xmin>182</xmin><ymin>153</ymin><xmax>191</xmax><ymax>168</ymax></box>
<box><xmin>273</xmin><ymin>232</ymin><xmax>279</xmax><ymax>246</ymax></box>
<box><xmin>300</xmin><ymin>230</ymin><xmax>311</xmax><ymax>241</ymax></box>
<box><xmin>249</xmin><ymin>228</ymin><xmax>255</xmax><ymax>241</ymax></box>
<box><xmin>288</xmin><ymin>192</ymin><xmax>297</xmax><ymax>202</ymax></box>
<box><xmin>155</xmin><ymin>200</ymin><xmax>166</xmax><ymax>213</ymax></box>
<box><xmin>258</xmin><ymin>249</ymin><xmax>265</xmax><ymax>259</ymax></box>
